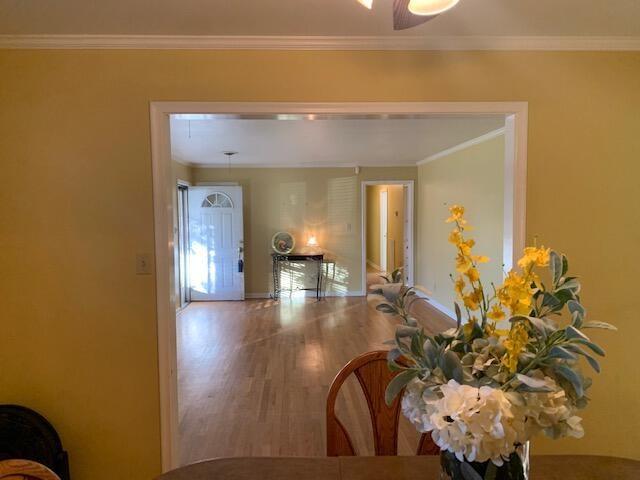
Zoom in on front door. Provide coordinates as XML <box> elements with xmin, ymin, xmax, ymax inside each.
<box><xmin>188</xmin><ymin>186</ymin><xmax>245</xmax><ymax>301</ymax></box>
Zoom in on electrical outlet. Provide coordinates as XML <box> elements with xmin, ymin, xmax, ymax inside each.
<box><xmin>136</xmin><ymin>253</ymin><xmax>152</xmax><ymax>275</ymax></box>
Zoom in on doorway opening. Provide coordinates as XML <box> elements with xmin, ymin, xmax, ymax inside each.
<box><xmin>362</xmin><ymin>181</ymin><xmax>414</xmax><ymax>290</ymax></box>
<box><xmin>151</xmin><ymin>102</ymin><xmax>528</xmax><ymax>471</ymax></box>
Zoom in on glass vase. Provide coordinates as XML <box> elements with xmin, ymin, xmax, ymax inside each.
<box><xmin>440</xmin><ymin>443</ymin><xmax>529</xmax><ymax>480</ymax></box>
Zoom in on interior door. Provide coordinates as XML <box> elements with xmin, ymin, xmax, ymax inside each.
<box><xmin>188</xmin><ymin>186</ymin><xmax>244</xmax><ymax>301</ymax></box>
<box><xmin>379</xmin><ymin>189</ymin><xmax>388</xmax><ymax>272</ymax></box>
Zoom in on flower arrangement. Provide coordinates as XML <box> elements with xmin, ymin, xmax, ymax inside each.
<box><xmin>378</xmin><ymin>205</ymin><xmax>616</xmax><ymax>480</ymax></box>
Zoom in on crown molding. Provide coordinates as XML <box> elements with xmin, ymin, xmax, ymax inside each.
<box><xmin>184</xmin><ymin>162</ymin><xmax>418</xmax><ymax>169</ymax></box>
<box><xmin>0</xmin><ymin>34</ymin><xmax>639</xmax><ymax>51</ymax></box>
<box><xmin>417</xmin><ymin>127</ymin><xmax>505</xmax><ymax>166</ymax></box>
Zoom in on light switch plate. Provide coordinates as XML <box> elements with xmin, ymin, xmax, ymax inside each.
<box><xmin>136</xmin><ymin>253</ymin><xmax>152</xmax><ymax>275</ymax></box>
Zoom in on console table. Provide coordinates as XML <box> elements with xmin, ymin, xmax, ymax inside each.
<box><xmin>271</xmin><ymin>253</ymin><xmax>324</xmax><ymax>301</ymax></box>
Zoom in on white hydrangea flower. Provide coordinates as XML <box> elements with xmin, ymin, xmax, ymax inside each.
<box><xmin>402</xmin><ymin>379</ymin><xmax>528</xmax><ymax>466</ymax></box>
<box><xmin>401</xmin><ymin>376</ymin><xmax>585</xmax><ymax>466</ymax></box>
<box><xmin>518</xmin><ymin>387</ymin><xmax>585</xmax><ymax>440</ymax></box>
<box><xmin>401</xmin><ymin>379</ymin><xmax>437</xmax><ymax>432</ymax></box>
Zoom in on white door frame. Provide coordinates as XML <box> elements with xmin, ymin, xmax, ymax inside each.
<box><xmin>150</xmin><ymin>101</ymin><xmax>528</xmax><ymax>471</ymax></box>
<box><xmin>362</xmin><ymin>180</ymin><xmax>414</xmax><ymax>289</ymax></box>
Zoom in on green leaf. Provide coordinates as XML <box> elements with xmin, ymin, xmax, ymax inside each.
<box><xmin>549</xmin><ymin>345</ymin><xmax>577</xmax><ymax>360</ymax></box>
<box><xmin>440</xmin><ymin>350</ymin><xmax>463</xmax><ymax>383</ymax></box>
<box><xmin>484</xmin><ymin>462</ymin><xmax>498</xmax><ymax>480</ymax></box>
<box><xmin>387</xmin><ymin>348</ymin><xmax>406</xmax><ymax>371</ymax></box>
<box><xmin>454</xmin><ymin>302</ymin><xmax>462</xmax><ymax>328</ymax></box>
<box><xmin>582</xmin><ymin>321</ymin><xmax>617</xmax><ymax>331</ymax></box>
<box><xmin>423</xmin><ymin>340</ymin><xmax>437</xmax><ymax>368</ymax></box>
<box><xmin>557</xmin><ymin>278</ymin><xmax>581</xmax><ymax>293</ymax></box>
<box><xmin>460</xmin><ymin>462</ymin><xmax>483</xmax><ymax>480</ymax></box>
<box><xmin>523</xmin><ymin>316</ymin><xmax>551</xmax><ymax>338</ymax></box>
<box><xmin>572</xmin><ymin>338</ymin><xmax>606</xmax><ymax>356</ymax></box>
<box><xmin>387</xmin><ymin>348</ymin><xmax>403</xmax><ymax>362</ymax></box>
<box><xmin>550</xmin><ymin>250</ymin><xmax>563</xmax><ymax>285</ymax></box>
<box><xmin>565</xmin><ymin>325</ymin><xmax>589</xmax><ymax>341</ymax></box>
<box><xmin>376</xmin><ymin>303</ymin><xmax>396</xmax><ymax>314</ymax></box>
<box><xmin>516</xmin><ymin>374</ymin><xmax>554</xmax><ymax>390</ymax></box>
<box><xmin>554</xmin><ymin>288</ymin><xmax>576</xmax><ymax>305</ymax></box>
<box><xmin>561</xmin><ymin>254</ymin><xmax>569</xmax><ymax>276</ymax></box>
<box><xmin>541</xmin><ymin>292</ymin><xmax>561</xmax><ymax>311</ymax></box>
<box><xmin>410</xmin><ymin>332</ymin><xmax>424</xmax><ymax>358</ymax></box>
<box><xmin>567</xmin><ymin>299</ymin><xmax>585</xmax><ymax>318</ymax></box>
<box><xmin>396</xmin><ymin>325</ymin><xmax>419</xmax><ymax>337</ymax></box>
<box><xmin>385</xmin><ymin>369</ymin><xmax>418</xmax><ymax>405</ymax></box>
<box><xmin>584</xmin><ymin>353</ymin><xmax>601</xmax><ymax>373</ymax></box>
<box><xmin>555</xmin><ymin>364</ymin><xmax>584</xmax><ymax>397</ymax></box>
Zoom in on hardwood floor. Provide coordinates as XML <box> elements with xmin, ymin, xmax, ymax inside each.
<box><xmin>177</xmin><ymin>296</ymin><xmax>452</xmax><ymax>465</ymax></box>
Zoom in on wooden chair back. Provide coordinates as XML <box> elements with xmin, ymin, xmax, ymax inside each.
<box><xmin>326</xmin><ymin>350</ymin><xmax>439</xmax><ymax>456</ymax></box>
<box><xmin>0</xmin><ymin>460</ymin><xmax>61</xmax><ymax>480</ymax></box>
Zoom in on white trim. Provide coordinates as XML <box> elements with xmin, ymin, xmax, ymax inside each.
<box><xmin>366</xmin><ymin>259</ymin><xmax>382</xmax><ymax>272</ymax></box>
<box><xmin>151</xmin><ymin>101</ymin><xmax>527</xmax><ymax>472</ymax></box>
<box><xmin>1</xmin><ymin>34</ymin><xmax>639</xmax><ymax>51</ymax></box>
<box><xmin>361</xmin><ymin>180</ymin><xmax>415</xmax><ymax>295</ymax></box>
<box><xmin>194</xmin><ymin>181</ymin><xmax>241</xmax><ymax>186</ymax></box>
<box><xmin>150</xmin><ymin>103</ymin><xmax>180</xmax><ymax>471</ymax></box>
<box><xmin>417</xmin><ymin>127</ymin><xmax>505</xmax><ymax>166</ymax></box>
<box><xmin>426</xmin><ymin>299</ymin><xmax>456</xmax><ymax>322</ymax></box>
<box><xmin>176</xmin><ymin>179</ymin><xmax>191</xmax><ymax>187</ymax></box>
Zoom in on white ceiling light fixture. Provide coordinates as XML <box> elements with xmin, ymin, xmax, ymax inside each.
<box><xmin>408</xmin><ymin>0</ymin><xmax>460</xmax><ymax>16</ymax></box>
<box><xmin>355</xmin><ymin>0</ymin><xmax>461</xmax><ymax>30</ymax></box>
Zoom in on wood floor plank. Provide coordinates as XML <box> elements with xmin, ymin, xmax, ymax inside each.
<box><xmin>177</xmin><ymin>296</ymin><xmax>452</xmax><ymax>465</ymax></box>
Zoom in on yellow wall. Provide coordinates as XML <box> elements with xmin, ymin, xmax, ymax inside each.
<box><xmin>366</xmin><ymin>184</ymin><xmax>405</xmax><ymax>271</ymax></box>
<box><xmin>417</xmin><ymin>134</ymin><xmax>505</xmax><ymax>312</ymax></box>
<box><xmin>0</xmin><ymin>50</ymin><xmax>639</xmax><ymax>479</ymax></box>
<box><xmin>192</xmin><ymin>167</ymin><xmax>416</xmax><ymax>295</ymax></box>
<box><xmin>171</xmin><ymin>161</ymin><xmax>193</xmax><ymax>185</ymax></box>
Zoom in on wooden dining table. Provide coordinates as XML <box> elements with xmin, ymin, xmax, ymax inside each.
<box><xmin>158</xmin><ymin>455</ymin><xmax>640</xmax><ymax>480</ymax></box>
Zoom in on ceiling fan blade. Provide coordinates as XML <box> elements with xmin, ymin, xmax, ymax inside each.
<box><xmin>393</xmin><ymin>0</ymin><xmax>437</xmax><ymax>30</ymax></box>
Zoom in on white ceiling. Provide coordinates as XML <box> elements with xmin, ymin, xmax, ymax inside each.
<box><xmin>1</xmin><ymin>0</ymin><xmax>638</xmax><ymax>36</ymax></box>
<box><xmin>170</xmin><ymin>115</ymin><xmax>505</xmax><ymax>167</ymax></box>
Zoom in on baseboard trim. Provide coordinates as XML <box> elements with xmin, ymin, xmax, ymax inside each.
<box><xmin>414</xmin><ymin>291</ymin><xmax>456</xmax><ymax>321</ymax></box>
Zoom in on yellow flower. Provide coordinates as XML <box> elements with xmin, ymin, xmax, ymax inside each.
<box><xmin>459</xmin><ymin>239</ymin><xmax>475</xmax><ymax>256</ymax></box>
<box><xmin>454</xmin><ymin>276</ymin><xmax>466</xmax><ymax>298</ymax></box>
<box><xmin>501</xmin><ymin>322</ymin><xmax>529</xmax><ymax>373</ymax></box>
<box><xmin>473</xmin><ymin>255</ymin><xmax>490</xmax><ymax>264</ymax></box>
<box><xmin>446</xmin><ymin>205</ymin><xmax>465</xmax><ymax>223</ymax></box>
<box><xmin>463</xmin><ymin>316</ymin><xmax>478</xmax><ymax>339</ymax></box>
<box><xmin>485</xmin><ymin>321</ymin><xmax>509</xmax><ymax>338</ymax></box>
<box><xmin>465</xmin><ymin>267</ymin><xmax>480</xmax><ymax>282</ymax></box>
<box><xmin>463</xmin><ymin>289</ymin><xmax>482</xmax><ymax>311</ymax></box>
<box><xmin>496</xmin><ymin>271</ymin><xmax>534</xmax><ymax>316</ymax></box>
<box><xmin>448</xmin><ymin>229</ymin><xmax>463</xmax><ymax>245</ymax></box>
<box><xmin>456</xmin><ymin>253</ymin><xmax>473</xmax><ymax>273</ymax></box>
<box><xmin>487</xmin><ymin>303</ymin><xmax>505</xmax><ymax>321</ymax></box>
<box><xmin>517</xmin><ymin>246</ymin><xmax>551</xmax><ymax>269</ymax></box>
